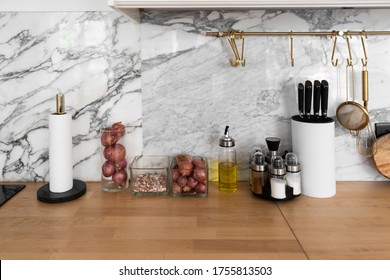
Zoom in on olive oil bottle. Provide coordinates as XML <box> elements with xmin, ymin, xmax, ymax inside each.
<box><xmin>218</xmin><ymin>126</ymin><xmax>237</xmax><ymax>192</ymax></box>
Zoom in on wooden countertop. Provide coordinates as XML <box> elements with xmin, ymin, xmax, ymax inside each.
<box><xmin>1</xmin><ymin>181</ymin><xmax>390</xmax><ymax>260</ymax></box>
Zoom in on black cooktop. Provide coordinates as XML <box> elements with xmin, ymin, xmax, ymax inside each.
<box><xmin>0</xmin><ymin>184</ymin><xmax>25</xmax><ymax>207</ymax></box>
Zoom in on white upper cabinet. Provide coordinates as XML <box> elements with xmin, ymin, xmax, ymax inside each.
<box><xmin>108</xmin><ymin>0</ymin><xmax>390</xmax><ymax>8</ymax></box>
<box><xmin>0</xmin><ymin>0</ymin><xmax>111</xmax><ymax>11</ymax></box>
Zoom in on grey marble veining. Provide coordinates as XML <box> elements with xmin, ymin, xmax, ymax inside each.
<box><xmin>141</xmin><ymin>9</ymin><xmax>390</xmax><ymax>181</ymax></box>
<box><xmin>2</xmin><ymin>9</ymin><xmax>390</xmax><ymax>183</ymax></box>
<box><xmin>0</xmin><ymin>12</ymin><xmax>142</xmax><ymax>182</ymax></box>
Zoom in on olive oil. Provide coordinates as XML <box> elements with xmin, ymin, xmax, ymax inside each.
<box><xmin>218</xmin><ymin>162</ymin><xmax>237</xmax><ymax>192</ymax></box>
<box><xmin>218</xmin><ymin>126</ymin><xmax>237</xmax><ymax>193</ymax></box>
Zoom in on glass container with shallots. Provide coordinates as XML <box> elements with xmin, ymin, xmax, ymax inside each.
<box><xmin>100</xmin><ymin>122</ymin><xmax>129</xmax><ymax>192</ymax></box>
<box><xmin>170</xmin><ymin>153</ymin><xmax>208</xmax><ymax>198</ymax></box>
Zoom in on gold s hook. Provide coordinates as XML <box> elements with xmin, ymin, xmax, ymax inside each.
<box><xmin>345</xmin><ymin>30</ymin><xmax>353</xmax><ymax>66</ymax></box>
<box><xmin>360</xmin><ymin>30</ymin><xmax>368</xmax><ymax>67</ymax></box>
<box><xmin>331</xmin><ymin>30</ymin><xmax>339</xmax><ymax>66</ymax></box>
<box><xmin>227</xmin><ymin>30</ymin><xmax>246</xmax><ymax>67</ymax></box>
<box><xmin>239</xmin><ymin>31</ymin><xmax>246</xmax><ymax>67</ymax></box>
<box><xmin>290</xmin><ymin>31</ymin><xmax>294</xmax><ymax>67</ymax></box>
<box><xmin>227</xmin><ymin>31</ymin><xmax>240</xmax><ymax>67</ymax></box>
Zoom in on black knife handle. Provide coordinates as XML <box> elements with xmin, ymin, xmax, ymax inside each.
<box><xmin>298</xmin><ymin>83</ymin><xmax>304</xmax><ymax>117</ymax></box>
<box><xmin>321</xmin><ymin>80</ymin><xmax>329</xmax><ymax>118</ymax></box>
<box><xmin>313</xmin><ymin>80</ymin><xmax>321</xmax><ymax>116</ymax></box>
<box><xmin>304</xmin><ymin>80</ymin><xmax>312</xmax><ymax>117</ymax></box>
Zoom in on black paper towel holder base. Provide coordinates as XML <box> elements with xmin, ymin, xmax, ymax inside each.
<box><xmin>37</xmin><ymin>179</ymin><xmax>86</xmax><ymax>203</ymax></box>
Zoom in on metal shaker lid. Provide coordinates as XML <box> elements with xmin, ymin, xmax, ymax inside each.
<box><xmin>219</xmin><ymin>126</ymin><xmax>235</xmax><ymax>147</ymax></box>
<box><xmin>269</xmin><ymin>155</ymin><xmax>286</xmax><ymax>176</ymax></box>
<box><xmin>285</xmin><ymin>152</ymin><xmax>301</xmax><ymax>172</ymax></box>
<box><xmin>250</xmin><ymin>151</ymin><xmax>268</xmax><ymax>172</ymax></box>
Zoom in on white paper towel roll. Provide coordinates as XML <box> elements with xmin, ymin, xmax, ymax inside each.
<box><xmin>49</xmin><ymin>113</ymin><xmax>73</xmax><ymax>193</ymax></box>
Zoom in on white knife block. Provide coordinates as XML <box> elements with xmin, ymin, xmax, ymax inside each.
<box><xmin>291</xmin><ymin>117</ymin><xmax>336</xmax><ymax>198</ymax></box>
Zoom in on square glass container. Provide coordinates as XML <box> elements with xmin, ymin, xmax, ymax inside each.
<box><xmin>130</xmin><ymin>155</ymin><xmax>169</xmax><ymax>196</ymax></box>
<box><xmin>170</xmin><ymin>154</ymin><xmax>208</xmax><ymax>198</ymax></box>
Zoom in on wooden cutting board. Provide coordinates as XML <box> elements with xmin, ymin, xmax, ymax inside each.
<box><xmin>373</xmin><ymin>133</ymin><xmax>390</xmax><ymax>178</ymax></box>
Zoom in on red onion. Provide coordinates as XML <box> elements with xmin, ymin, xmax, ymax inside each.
<box><xmin>193</xmin><ymin>167</ymin><xmax>207</xmax><ymax>182</ymax></box>
<box><xmin>112</xmin><ymin>169</ymin><xmax>128</xmax><ymax>186</ymax></box>
<box><xmin>192</xmin><ymin>159</ymin><xmax>206</xmax><ymax>169</ymax></box>
<box><xmin>111</xmin><ymin>122</ymin><xmax>125</xmax><ymax>137</ymax></box>
<box><xmin>115</xmin><ymin>159</ymin><xmax>127</xmax><ymax>170</ymax></box>
<box><xmin>187</xmin><ymin>176</ymin><xmax>198</xmax><ymax>189</ymax></box>
<box><xmin>178</xmin><ymin>161</ymin><xmax>193</xmax><ymax>176</ymax></box>
<box><xmin>103</xmin><ymin>145</ymin><xmax>114</xmax><ymax>160</ymax></box>
<box><xmin>195</xmin><ymin>182</ymin><xmax>206</xmax><ymax>193</ymax></box>
<box><xmin>172</xmin><ymin>169</ymin><xmax>180</xmax><ymax>181</ymax></box>
<box><xmin>172</xmin><ymin>182</ymin><xmax>181</xmax><ymax>194</ymax></box>
<box><xmin>104</xmin><ymin>144</ymin><xmax>126</xmax><ymax>162</ymax></box>
<box><xmin>101</xmin><ymin>129</ymin><xmax>120</xmax><ymax>146</ymax></box>
<box><xmin>102</xmin><ymin>160</ymin><xmax>116</xmax><ymax>177</ymax></box>
<box><xmin>176</xmin><ymin>176</ymin><xmax>188</xmax><ymax>187</ymax></box>
<box><xmin>182</xmin><ymin>186</ymin><xmax>192</xmax><ymax>193</ymax></box>
<box><xmin>176</xmin><ymin>153</ymin><xmax>193</xmax><ymax>163</ymax></box>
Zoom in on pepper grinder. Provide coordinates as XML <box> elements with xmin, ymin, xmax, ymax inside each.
<box><xmin>265</xmin><ymin>137</ymin><xmax>281</xmax><ymax>164</ymax></box>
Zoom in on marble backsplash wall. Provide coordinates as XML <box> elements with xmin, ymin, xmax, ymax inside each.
<box><xmin>141</xmin><ymin>9</ymin><xmax>390</xmax><ymax>181</ymax></box>
<box><xmin>1</xmin><ymin>9</ymin><xmax>390</xmax><ymax>182</ymax></box>
<box><xmin>0</xmin><ymin>12</ymin><xmax>142</xmax><ymax>181</ymax></box>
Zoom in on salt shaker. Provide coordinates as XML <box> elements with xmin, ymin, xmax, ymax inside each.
<box><xmin>249</xmin><ymin>151</ymin><xmax>268</xmax><ymax>195</ymax></box>
<box><xmin>285</xmin><ymin>152</ymin><xmax>301</xmax><ymax>195</ymax></box>
<box><xmin>269</xmin><ymin>155</ymin><xmax>286</xmax><ymax>199</ymax></box>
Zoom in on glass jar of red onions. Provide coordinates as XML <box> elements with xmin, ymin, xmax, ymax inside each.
<box><xmin>170</xmin><ymin>153</ymin><xmax>208</xmax><ymax>198</ymax></box>
<box><xmin>100</xmin><ymin>122</ymin><xmax>129</xmax><ymax>192</ymax></box>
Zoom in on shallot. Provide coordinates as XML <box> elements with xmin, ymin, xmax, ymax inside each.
<box><xmin>192</xmin><ymin>159</ymin><xmax>206</xmax><ymax>169</ymax></box>
<box><xmin>176</xmin><ymin>153</ymin><xmax>193</xmax><ymax>163</ymax></box>
<box><xmin>112</xmin><ymin>169</ymin><xmax>128</xmax><ymax>186</ymax></box>
<box><xmin>102</xmin><ymin>160</ymin><xmax>116</xmax><ymax>177</ymax></box>
<box><xmin>111</xmin><ymin>122</ymin><xmax>125</xmax><ymax>137</ymax></box>
<box><xmin>101</xmin><ymin>129</ymin><xmax>119</xmax><ymax>146</ymax></box>
<box><xmin>172</xmin><ymin>182</ymin><xmax>181</xmax><ymax>194</ymax></box>
<box><xmin>115</xmin><ymin>159</ymin><xmax>127</xmax><ymax>170</ymax></box>
<box><xmin>104</xmin><ymin>143</ymin><xmax>126</xmax><ymax>162</ymax></box>
<box><xmin>178</xmin><ymin>161</ymin><xmax>193</xmax><ymax>176</ymax></box>
<box><xmin>176</xmin><ymin>175</ymin><xmax>188</xmax><ymax>187</ymax></box>
<box><xmin>195</xmin><ymin>182</ymin><xmax>206</xmax><ymax>194</ymax></box>
<box><xmin>172</xmin><ymin>169</ymin><xmax>180</xmax><ymax>181</ymax></box>
<box><xmin>193</xmin><ymin>168</ymin><xmax>207</xmax><ymax>182</ymax></box>
<box><xmin>187</xmin><ymin>176</ymin><xmax>198</xmax><ymax>189</ymax></box>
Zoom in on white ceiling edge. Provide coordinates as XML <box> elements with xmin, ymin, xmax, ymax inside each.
<box><xmin>108</xmin><ymin>0</ymin><xmax>390</xmax><ymax>8</ymax></box>
<box><xmin>0</xmin><ymin>0</ymin><xmax>112</xmax><ymax>12</ymax></box>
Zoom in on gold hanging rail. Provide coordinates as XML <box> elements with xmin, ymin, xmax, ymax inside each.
<box><xmin>206</xmin><ymin>30</ymin><xmax>390</xmax><ymax>37</ymax></box>
<box><xmin>206</xmin><ymin>30</ymin><xmax>390</xmax><ymax>67</ymax></box>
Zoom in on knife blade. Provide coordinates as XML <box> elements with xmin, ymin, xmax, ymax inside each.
<box><xmin>298</xmin><ymin>83</ymin><xmax>304</xmax><ymax>118</ymax></box>
<box><xmin>313</xmin><ymin>80</ymin><xmax>321</xmax><ymax>117</ymax></box>
<box><xmin>304</xmin><ymin>80</ymin><xmax>312</xmax><ymax>118</ymax></box>
<box><xmin>321</xmin><ymin>80</ymin><xmax>329</xmax><ymax>118</ymax></box>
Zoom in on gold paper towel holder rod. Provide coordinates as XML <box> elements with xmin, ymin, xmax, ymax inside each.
<box><xmin>55</xmin><ymin>93</ymin><xmax>66</xmax><ymax>115</ymax></box>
